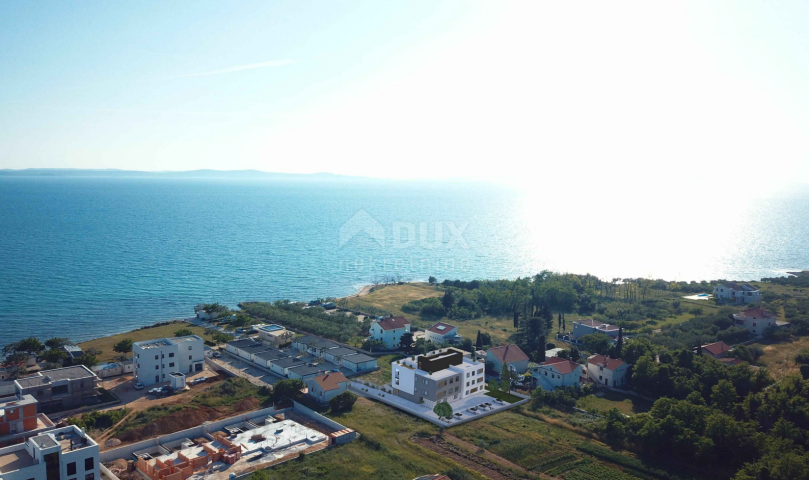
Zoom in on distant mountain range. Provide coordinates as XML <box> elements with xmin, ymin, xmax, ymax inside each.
<box><xmin>0</xmin><ymin>168</ymin><xmax>352</xmax><ymax>179</ymax></box>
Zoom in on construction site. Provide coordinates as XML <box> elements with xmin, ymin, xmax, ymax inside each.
<box><xmin>101</xmin><ymin>403</ymin><xmax>355</xmax><ymax>480</ymax></box>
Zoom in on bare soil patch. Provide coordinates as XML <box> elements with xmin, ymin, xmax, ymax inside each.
<box><xmin>411</xmin><ymin>435</ymin><xmax>527</xmax><ymax>480</ymax></box>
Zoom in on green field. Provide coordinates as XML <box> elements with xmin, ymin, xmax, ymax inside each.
<box><xmin>576</xmin><ymin>391</ymin><xmax>652</xmax><ymax>415</ymax></box>
<box><xmin>356</xmin><ymin>354</ymin><xmax>402</xmax><ymax>386</ymax></box>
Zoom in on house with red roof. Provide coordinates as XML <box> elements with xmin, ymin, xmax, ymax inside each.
<box><xmin>733</xmin><ymin>306</ymin><xmax>782</xmax><ymax>337</ymax></box>
<box><xmin>425</xmin><ymin>322</ymin><xmax>462</xmax><ymax>345</ymax></box>
<box><xmin>699</xmin><ymin>341</ymin><xmax>732</xmax><ymax>359</ymax></box>
<box><xmin>586</xmin><ymin>355</ymin><xmax>630</xmax><ymax>388</ymax></box>
<box><xmin>305</xmin><ymin>372</ymin><xmax>348</xmax><ymax>404</ymax></box>
<box><xmin>486</xmin><ymin>344</ymin><xmax>529</xmax><ymax>374</ymax></box>
<box><xmin>532</xmin><ymin>356</ymin><xmax>584</xmax><ymax>390</ymax></box>
<box><xmin>368</xmin><ymin>316</ymin><xmax>411</xmax><ymax>348</ymax></box>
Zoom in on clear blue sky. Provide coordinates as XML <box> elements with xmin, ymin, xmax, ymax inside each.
<box><xmin>1</xmin><ymin>1</ymin><xmax>808</xmax><ymax>189</ymax></box>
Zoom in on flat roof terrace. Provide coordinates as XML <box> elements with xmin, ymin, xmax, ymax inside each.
<box><xmin>0</xmin><ymin>448</ymin><xmax>34</xmax><ymax>473</ymax></box>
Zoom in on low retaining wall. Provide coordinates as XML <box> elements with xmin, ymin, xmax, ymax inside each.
<box><xmin>99</xmin><ymin>407</ymin><xmax>278</xmax><ymax>463</ymax></box>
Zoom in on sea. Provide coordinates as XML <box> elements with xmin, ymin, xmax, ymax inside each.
<box><xmin>1</xmin><ymin>175</ymin><xmax>808</xmax><ymax>349</ymax></box>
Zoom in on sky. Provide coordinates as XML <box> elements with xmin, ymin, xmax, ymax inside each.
<box><xmin>1</xmin><ymin>1</ymin><xmax>808</xmax><ymax>190</ymax></box>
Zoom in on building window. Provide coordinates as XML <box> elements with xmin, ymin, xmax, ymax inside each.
<box><xmin>154</xmin><ymin>355</ymin><xmax>159</xmax><ymax>360</ymax></box>
<box><xmin>67</xmin><ymin>463</ymin><xmax>77</xmax><ymax>476</ymax></box>
<box><xmin>85</xmin><ymin>458</ymin><xmax>94</xmax><ymax>471</ymax></box>
<box><xmin>423</xmin><ymin>390</ymin><xmax>427</xmax><ymax>395</ymax></box>
<box><xmin>169</xmin><ymin>353</ymin><xmax>174</xmax><ymax>358</ymax></box>
<box><xmin>189</xmin><ymin>356</ymin><xmax>192</xmax><ymax>360</ymax></box>
<box><xmin>169</xmin><ymin>363</ymin><xmax>175</xmax><ymax>368</ymax></box>
<box><xmin>86</xmin><ymin>475</ymin><xmax>94</xmax><ymax>480</ymax></box>
<box><xmin>155</xmin><ymin>365</ymin><xmax>159</xmax><ymax>370</ymax></box>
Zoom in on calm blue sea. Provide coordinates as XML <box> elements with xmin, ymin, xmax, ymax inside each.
<box><xmin>1</xmin><ymin>176</ymin><xmax>808</xmax><ymax>348</ymax></box>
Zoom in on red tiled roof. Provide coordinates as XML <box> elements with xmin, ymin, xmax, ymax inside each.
<box><xmin>312</xmin><ymin>372</ymin><xmax>348</xmax><ymax>391</ymax></box>
<box><xmin>376</xmin><ymin>316</ymin><xmax>410</xmax><ymax>331</ymax></box>
<box><xmin>577</xmin><ymin>318</ymin><xmax>604</xmax><ymax>327</ymax></box>
<box><xmin>428</xmin><ymin>322</ymin><xmax>457</xmax><ymax>335</ymax></box>
<box><xmin>587</xmin><ymin>354</ymin><xmax>625</xmax><ymax>370</ymax></box>
<box><xmin>541</xmin><ymin>356</ymin><xmax>581</xmax><ymax>375</ymax></box>
<box><xmin>702</xmin><ymin>341</ymin><xmax>731</xmax><ymax>357</ymax></box>
<box><xmin>488</xmin><ymin>344</ymin><xmax>529</xmax><ymax>364</ymax></box>
<box><xmin>734</xmin><ymin>307</ymin><xmax>776</xmax><ymax>320</ymax></box>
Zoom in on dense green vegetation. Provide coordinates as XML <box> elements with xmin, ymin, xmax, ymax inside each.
<box><xmin>240</xmin><ymin>300</ymin><xmax>370</xmax><ymax>343</ymax></box>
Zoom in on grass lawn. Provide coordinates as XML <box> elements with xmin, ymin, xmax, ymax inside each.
<box><xmin>269</xmin><ymin>397</ymin><xmax>490</xmax><ymax>480</ymax></box>
<box><xmin>484</xmin><ymin>389</ymin><xmax>524</xmax><ymax>404</ymax></box>
<box><xmin>450</xmin><ymin>408</ymin><xmax>684</xmax><ymax>480</ymax></box>
<box><xmin>355</xmin><ymin>354</ymin><xmax>402</xmax><ymax>386</ymax></box>
<box><xmin>78</xmin><ymin>322</ymin><xmax>216</xmax><ymax>363</ymax></box>
<box><xmin>344</xmin><ymin>283</ymin><xmax>442</xmax><ymax>321</ymax></box>
<box><xmin>577</xmin><ymin>391</ymin><xmax>653</xmax><ymax>415</ymax></box>
<box><xmin>749</xmin><ymin>336</ymin><xmax>809</xmax><ymax>381</ymax></box>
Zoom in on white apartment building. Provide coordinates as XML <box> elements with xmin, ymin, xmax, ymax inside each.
<box><xmin>532</xmin><ymin>357</ymin><xmax>584</xmax><ymax>390</ymax></box>
<box><xmin>0</xmin><ymin>426</ymin><xmax>99</xmax><ymax>480</ymax></box>
<box><xmin>392</xmin><ymin>348</ymin><xmax>485</xmax><ymax>405</ymax></box>
<box><xmin>714</xmin><ymin>283</ymin><xmax>762</xmax><ymax>304</ymax></box>
<box><xmin>133</xmin><ymin>336</ymin><xmax>205</xmax><ymax>386</ymax></box>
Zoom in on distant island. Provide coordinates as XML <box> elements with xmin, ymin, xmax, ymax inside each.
<box><xmin>0</xmin><ymin>168</ymin><xmax>353</xmax><ymax>179</ymax></box>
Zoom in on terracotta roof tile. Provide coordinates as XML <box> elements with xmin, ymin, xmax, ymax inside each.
<box><xmin>427</xmin><ymin>322</ymin><xmax>457</xmax><ymax>334</ymax></box>
<box><xmin>541</xmin><ymin>356</ymin><xmax>581</xmax><ymax>375</ymax></box>
<box><xmin>488</xmin><ymin>345</ymin><xmax>529</xmax><ymax>364</ymax></box>
<box><xmin>701</xmin><ymin>341</ymin><xmax>731</xmax><ymax>357</ymax></box>
<box><xmin>376</xmin><ymin>316</ymin><xmax>410</xmax><ymax>331</ymax></box>
<box><xmin>587</xmin><ymin>354</ymin><xmax>625</xmax><ymax>370</ymax></box>
<box><xmin>312</xmin><ymin>372</ymin><xmax>348</xmax><ymax>391</ymax></box>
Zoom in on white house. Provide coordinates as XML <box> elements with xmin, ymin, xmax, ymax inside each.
<box><xmin>572</xmin><ymin>319</ymin><xmax>620</xmax><ymax>340</ymax></box>
<box><xmin>425</xmin><ymin>322</ymin><xmax>462</xmax><ymax>345</ymax></box>
<box><xmin>714</xmin><ymin>283</ymin><xmax>761</xmax><ymax>304</ymax></box>
<box><xmin>305</xmin><ymin>372</ymin><xmax>348</xmax><ymax>404</ymax></box>
<box><xmin>532</xmin><ymin>357</ymin><xmax>583</xmax><ymax>390</ymax></box>
<box><xmin>133</xmin><ymin>336</ymin><xmax>205</xmax><ymax>386</ymax></box>
<box><xmin>269</xmin><ymin>356</ymin><xmax>307</xmax><ymax>377</ymax></box>
<box><xmin>0</xmin><ymin>425</ymin><xmax>99</xmax><ymax>480</ymax></box>
<box><xmin>733</xmin><ymin>306</ymin><xmax>780</xmax><ymax>337</ymax></box>
<box><xmin>486</xmin><ymin>344</ymin><xmax>529</xmax><ymax>374</ymax></box>
<box><xmin>586</xmin><ymin>355</ymin><xmax>630</xmax><ymax>388</ymax></box>
<box><xmin>368</xmin><ymin>316</ymin><xmax>411</xmax><ymax>349</ymax></box>
<box><xmin>255</xmin><ymin>324</ymin><xmax>295</xmax><ymax>347</ymax></box>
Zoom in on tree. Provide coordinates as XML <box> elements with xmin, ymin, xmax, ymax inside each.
<box><xmin>442</xmin><ymin>291</ymin><xmax>455</xmax><ymax>310</ymax></box>
<box><xmin>42</xmin><ymin>349</ymin><xmax>67</xmax><ymax>364</ymax></box>
<box><xmin>399</xmin><ymin>332</ymin><xmax>414</xmax><ymax>352</ymax></box>
<box><xmin>558</xmin><ymin>313</ymin><xmax>562</xmax><ymax>331</ymax></box>
<box><xmin>45</xmin><ymin>338</ymin><xmax>71</xmax><ymax>350</ymax></box>
<box><xmin>557</xmin><ymin>349</ymin><xmax>569</xmax><ymax>359</ymax></box>
<box><xmin>78</xmin><ymin>354</ymin><xmax>98</xmax><ymax>368</ymax></box>
<box><xmin>428</xmin><ymin>276</ymin><xmax>437</xmax><ymax>284</ymax></box>
<box><xmin>570</xmin><ymin>346</ymin><xmax>581</xmax><ymax>362</ymax></box>
<box><xmin>3</xmin><ymin>337</ymin><xmax>44</xmax><ymax>356</ymax></box>
<box><xmin>711</xmin><ymin>379</ymin><xmax>737</xmax><ymax>413</ymax></box>
<box><xmin>581</xmin><ymin>333</ymin><xmax>611</xmax><ymax>355</ymax></box>
<box><xmin>614</xmin><ymin>327</ymin><xmax>623</xmax><ymax>358</ymax></box>
<box><xmin>113</xmin><ymin>339</ymin><xmax>133</xmax><ymax>356</ymax></box>
<box><xmin>273</xmin><ymin>379</ymin><xmax>306</xmax><ymax>401</ymax></box>
<box><xmin>538</xmin><ymin>336</ymin><xmax>546</xmax><ymax>362</ymax></box>
<box><xmin>475</xmin><ymin>330</ymin><xmax>483</xmax><ymax>350</ymax></box>
<box><xmin>329</xmin><ymin>391</ymin><xmax>358</xmax><ymax>412</ymax></box>
<box><xmin>487</xmin><ymin>379</ymin><xmax>500</xmax><ymax>392</ymax></box>
<box><xmin>443</xmin><ymin>467</ymin><xmax>472</xmax><ymax>480</ymax></box>
<box><xmin>500</xmin><ymin>364</ymin><xmax>512</xmax><ymax>393</ymax></box>
<box><xmin>174</xmin><ymin>328</ymin><xmax>193</xmax><ymax>337</ymax></box>
<box><xmin>434</xmin><ymin>401</ymin><xmax>453</xmax><ymax>420</ymax></box>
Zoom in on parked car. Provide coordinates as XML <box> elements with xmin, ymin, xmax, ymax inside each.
<box><xmin>213</xmin><ymin>351</ymin><xmax>222</xmax><ymax>358</ymax></box>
